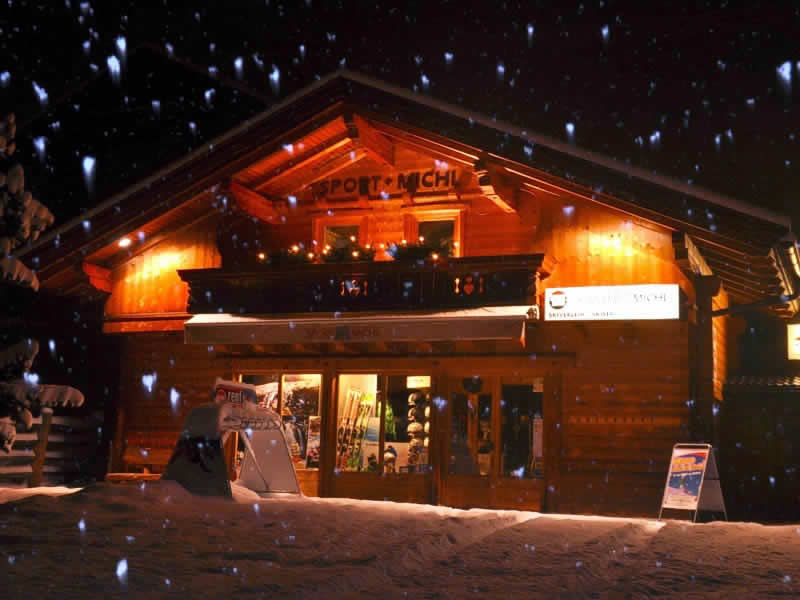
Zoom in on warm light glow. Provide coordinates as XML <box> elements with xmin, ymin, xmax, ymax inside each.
<box><xmin>401</xmin><ymin>239</ymin><xmax>407</xmax><ymax>245</ymax></box>
<box><xmin>431</xmin><ymin>252</ymin><xmax>439</xmax><ymax>261</ymax></box>
<box><xmin>418</xmin><ymin>235</ymin><xmax>425</xmax><ymax>243</ymax></box>
<box><xmin>379</xmin><ymin>243</ymin><xmax>385</xmax><ymax>249</ymax></box>
<box><xmin>118</xmin><ymin>237</ymin><xmax>132</xmax><ymax>248</ymax></box>
<box><xmin>307</xmin><ymin>252</ymin><xmax>314</xmax><ymax>260</ymax></box>
<box><xmin>349</xmin><ymin>235</ymin><xmax>356</xmax><ymax>242</ymax></box>
<box><xmin>365</xmin><ymin>243</ymin><xmax>371</xmax><ymax>249</ymax></box>
<box><xmin>257</xmin><ymin>252</ymin><xmax>266</xmax><ymax>261</ymax></box>
<box><xmin>352</xmin><ymin>250</ymin><xmax>360</xmax><ymax>258</ymax></box>
<box><xmin>137</xmin><ymin>251</ymin><xmax>181</xmax><ymax>280</ymax></box>
<box><xmin>290</xmin><ymin>244</ymin><xmax>300</xmax><ymax>253</ymax></box>
<box><xmin>453</xmin><ymin>241</ymin><xmax>459</xmax><ymax>247</ymax></box>
<box><xmin>322</xmin><ymin>249</ymin><xmax>329</xmax><ymax>255</ymax></box>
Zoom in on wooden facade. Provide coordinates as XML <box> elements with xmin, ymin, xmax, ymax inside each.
<box><xmin>22</xmin><ymin>72</ymin><xmax>799</xmax><ymax>517</ymax></box>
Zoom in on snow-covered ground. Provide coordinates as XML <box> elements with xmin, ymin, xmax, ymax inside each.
<box><xmin>1</xmin><ymin>481</ymin><xmax>798</xmax><ymax>599</ymax></box>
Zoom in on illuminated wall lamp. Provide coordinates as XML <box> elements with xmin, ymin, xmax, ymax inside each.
<box><xmin>118</xmin><ymin>237</ymin><xmax>132</xmax><ymax>248</ymax></box>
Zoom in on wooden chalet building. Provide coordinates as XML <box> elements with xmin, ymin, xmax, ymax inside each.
<box><xmin>19</xmin><ymin>70</ymin><xmax>800</xmax><ymax>516</ymax></box>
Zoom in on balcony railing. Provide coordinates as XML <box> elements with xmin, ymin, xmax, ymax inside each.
<box><xmin>178</xmin><ymin>254</ymin><xmax>549</xmax><ymax>315</ymax></box>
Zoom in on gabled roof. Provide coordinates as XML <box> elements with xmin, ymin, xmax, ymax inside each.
<box><xmin>18</xmin><ymin>69</ymin><xmax>797</xmax><ymax>315</ymax></box>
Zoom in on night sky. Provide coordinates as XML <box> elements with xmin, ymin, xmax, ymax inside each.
<box><xmin>2</xmin><ymin>1</ymin><xmax>799</xmax><ymax>227</ymax></box>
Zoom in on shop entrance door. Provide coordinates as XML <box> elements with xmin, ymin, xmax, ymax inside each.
<box><xmin>438</xmin><ymin>375</ymin><xmax>547</xmax><ymax>511</ymax></box>
<box><xmin>439</xmin><ymin>375</ymin><xmax>497</xmax><ymax>508</ymax></box>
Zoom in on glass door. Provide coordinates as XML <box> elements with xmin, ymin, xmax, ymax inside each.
<box><xmin>441</xmin><ymin>375</ymin><xmax>546</xmax><ymax>510</ymax></box>
<box><xmin>442</xmin><ymin>375</ymin><xmax>497</xmax><ymax>508</ymax></box>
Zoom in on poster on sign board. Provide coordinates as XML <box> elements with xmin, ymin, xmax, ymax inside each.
<box><xmin>662</xmin><ymin>445</ymin><xmax>709</xmax><ymax>510</ymax></box>
<box><xmin>659</xmin><ymin>443</ymin><xmax>727</xmax><ymax>521</ymax></box>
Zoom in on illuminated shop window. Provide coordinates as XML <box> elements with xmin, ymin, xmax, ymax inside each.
<box><xmin>240</xmin><ymin>373</ymin><xmax>322</xmax><ymax>471</ymax></box>
<box><xmin>336</xmin><ymin>373</ymin><xmax>432</xmax><ymax>474</ymax></box>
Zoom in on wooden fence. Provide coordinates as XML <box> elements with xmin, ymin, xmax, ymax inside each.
<box><xmin>0</xmin><ymin>409</ymin><xmax>104</xmax><ymax>487</ymax></box>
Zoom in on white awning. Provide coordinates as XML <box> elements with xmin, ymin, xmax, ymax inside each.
<box><xmin>184</xmin><ymin>305</ymin><xmax>536</xmax><ymax>346</ymax></box>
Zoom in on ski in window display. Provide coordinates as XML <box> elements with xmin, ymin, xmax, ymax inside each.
<box><xmin>336</xmin><ymin>374</ymin><xmax>432</xmax><ymax>474</ymax></box>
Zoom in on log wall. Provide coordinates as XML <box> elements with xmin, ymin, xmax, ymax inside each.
<box><xmin>113</xmin><ymin>331</ymin><xmax>232</xmax><ymax>470</ymax></box>
<box><xmin>105</xmin><ymin>223</ymin><xmax>221</xmax><ymax>317</ymax></box>
<box><xmin>528</xmin><ymin>320</ymin><xmax>690</xmax><ymax>516</ymax></box>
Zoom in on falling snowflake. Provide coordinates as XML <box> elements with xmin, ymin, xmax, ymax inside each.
<box><xmin>33</xmin><ymin>136</ymin><xmax>46</xmax><ymax>159</ymax></box>
<box><xmin>32</xmin><ymin>81</ymin><xmax>48</xmax><ymax>104</ymax></box>
<box><xmin>107</xmin><ymin>56</ymin><xmax>121</xmax><ymax>83</ymax></box>
<box><xmin>116</xmin><ymin>558</ymin><xmax>128</xmax><ymax>582</ymax></box>
<box><xmin>82</xmin><ymin>156</ymin><xmax>96</xmax><ymax>178</ymax></box>
<box><xmin>777</xmin><ymin>61</ymin><xmax>792</xmax><ymax>84</ymax></box>
<box><xmin>141</xmin><ymin>373</ymin><xmax>157</xmax><ymax>393</ymax></box>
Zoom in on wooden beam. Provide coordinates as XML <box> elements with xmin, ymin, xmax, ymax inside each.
<box><xmin>229</xmin><ymin>180</ymin><xmax>280</xmax><ymax>221</ymax></box>
<box><xmin>351</xmin><ymin>114</ymin><xmax>394</xmax><ymax>168</ymax></box>
<box><xmin>252</xmin><ymin>134</ymin><xmax>352</xmax><ymax>192</ymax></box>
<box><xmin>81</xmin><ymin>262</ymin><xmax>112</xmax><ymax>293</ymax></box>
<box><xmin>367</xmin><ymin>117</ymin><xmax>480</xmax><ymax>166</ymax></box>
<box><xmin>279</xmin><ymin>149</ymin><xmax>368</xmax><ymax>197</ymax></box>
<box><xmin>474</xmin><ymin>159</ymin><xmax>519</xmax><ymax>213</ymax></box>
<box><xmin>331</xmin><ymin>342</ymin><xmax>358</xmax><ymax>354</ymax></box>
<box><xmin>414</xmin><ymin>342</ymin><xmax>434</xmax><ymax>355</ymax></box>
<box><xmin>672</xmin><ymin>232</ymin><xmax>713</xmax><ymax>277</ymax></box>
<box><xmin>103</xmin><ymin>318</ymin><xmax>187</xmax><ymax>334</ymax></box>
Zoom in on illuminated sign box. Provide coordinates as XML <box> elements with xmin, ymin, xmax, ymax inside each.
<box><xmin>544</xmin><ymin>284</ymin><xmax>680</xmax><ymax>321</ymax></box>
<box><xmin>406</xmin><ymin>375</ymin><xmax>431</xmax><ymax>389</ymax></box>
<box><xmin>788</xmin><ymin>323</ymin><xmax>800</xmax><ymax>360</ymax></box>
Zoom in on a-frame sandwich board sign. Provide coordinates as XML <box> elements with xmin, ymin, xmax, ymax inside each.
<box><xmin>658</xmin><ymin>443</ymin><xmax>728</xmax><ymax>522</ymax></box>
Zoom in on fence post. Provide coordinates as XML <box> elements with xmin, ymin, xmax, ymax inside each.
<box><xmin>29</xmin><ymin>409</ymin><xmax>53</xmax><ymax>487</ymax></box>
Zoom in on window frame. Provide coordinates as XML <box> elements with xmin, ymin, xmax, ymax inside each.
<box><xmin>313</xmin><ymin>215</ymin><xmax>370</xmax><ymax>250</ymax></box>
<box><xmin>403</xmin><ymin>209</ymin><xmax>463</xmax><ymax>257</ymax></box>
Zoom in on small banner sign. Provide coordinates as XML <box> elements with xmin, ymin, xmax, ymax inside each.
<box><xmin>659</xmin><ymin>443</ymin><xmax>727</xmax><ymax>521</ymax></box>
<box><xmin>544</xmin><ymin>284</ymin><xmax>680</xmax><ymax>321</ymax></box>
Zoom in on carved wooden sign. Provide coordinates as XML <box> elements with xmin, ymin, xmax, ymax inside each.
<box><xmin>313</xmin><ymin>168</ymin><xmax>460</xmax><ymax>198</ymax></box>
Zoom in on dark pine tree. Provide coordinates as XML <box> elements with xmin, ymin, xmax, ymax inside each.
<box><xmin>0</xmin><ymin>113</ymin><xmax>84</xmax><ymax>453</ymax></box>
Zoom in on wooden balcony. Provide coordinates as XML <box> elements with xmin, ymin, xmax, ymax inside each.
<box><xmin>178</xmin><ymin>254</ymin><xmax>551</xmax><ymax>315</ymax></box>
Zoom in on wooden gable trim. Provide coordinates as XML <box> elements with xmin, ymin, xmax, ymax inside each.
<box><xmin>81</xmin><ymin>262</ymin><xmax>112</xmax><ymax>293</ymax></box>
<box><xmin>350</xmin><ymin>114</ymin><xmax>394</xmax><ymax>168</ymax></box>
<box><xmin>249</xmin><ymin>130</ymin><xmax>353</xmax><ymax>192</ymax></box>
<box><xmin>229</xmin><ymin>180</ymin><xmax>280</xmax><ymax>222</ymax></box>
<box><xmin>673</xmin><ymin>233</ymin><xmax>713</xmax><ymax>277</ymax></box>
